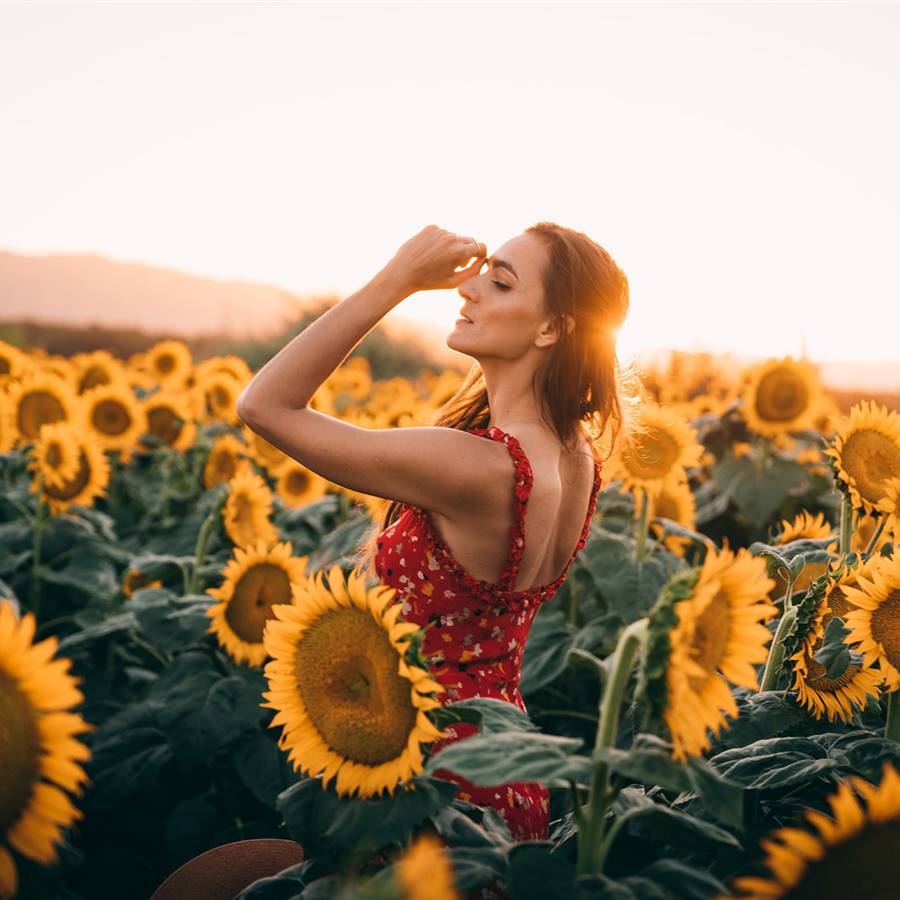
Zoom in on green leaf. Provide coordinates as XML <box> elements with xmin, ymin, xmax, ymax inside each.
<box><xmin>233</xmin><ymin>732</ymin><xmax>299</xmax><ymax>809</ymax></box>
<box><xmin>36</xmin><ymin>554</ymin><xmax>119</xmax><ymax>600</ymax></box>
<box><xmin>713</xmin><ymin>455</ymin><xmax>807</xmax><ymax>525</ymax></box>
<box><xmin>707</xmin><ymin>691</ymin><xmax>808</xmax><ymax>753</ymax></box>
<box><xmin>581</xmin><ymin>531</ymin><xmax>678</xmax><ymax>623</ymax></box>
<box><xmin>425</xmin><ymin>731</ymin><xmax>590</xmax><ymax>787</ymax></box>
<box><xmin>812</xmin><ymin>616</ymin><xmax>865</xmax><ymax>680</ymax></box>
<box><xmin>434</xmin><ymin>697</ymin><xmax>540</xmax><ymax>734</ymax></box>
<box><xmin>632</xmin><ymin>859</ymin><xmax>729</xmax><ymax>900</ymax></box>
<box><xmin>520</xmin><ymin>608</ymin><xmax>576</xmax><ymax>694</ymax></box>
<box><xmin>596</xmin><ymin>736</ymin><xmax>691</xmax><ymax>793</ymax></box>
<box><xmin>130</xmin><ymin>587</ymin><xmax>214</xmax><ymax>653</ymax></box>
<box><xmin>155</xmin><ymin>674</ymin><xmax>262</xmax><ymax>762</ymax></box>
<box><xmin>277</xmin><ymin>774</ymin><xmax>458</xmax><ymax>857</ymax></box>
<box><xmin>507</xmin><ymin>842</ymin><xmax>576</xmax><ymax>900</ymax></box>
<box><xmin>709</xmin><ymin>737</ymin><xmax>838</xmax><ymax>790</ymax></box>
<box><xmin>617</xmin><ymin>789</ymin><xmax>741</xmax><ymax>851</ymax></box>
<box><xmin>57</xmin><ymin>611</ymin><xmax>138</xmax><ymax>651</ymax></box>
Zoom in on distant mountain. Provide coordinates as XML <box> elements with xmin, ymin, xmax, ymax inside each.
<box><xmin>0</xmin><ymin>249</ymin><xmax>326</xmax><ymax>339</ymax></box>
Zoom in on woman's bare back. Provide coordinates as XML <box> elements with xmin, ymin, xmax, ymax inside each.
<box><xmin>426</xmin><ymin>424</ymin><xmax>597</xmax><ymax>593</ymax></box>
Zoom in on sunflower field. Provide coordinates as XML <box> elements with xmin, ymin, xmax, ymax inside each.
<box><xmin>1</xmin><ymin>337</ymin><xmax>899</xmax><ymax>900</ymax></box>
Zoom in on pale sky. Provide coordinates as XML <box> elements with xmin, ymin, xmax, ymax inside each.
<box><xmin>1</xmin><ymin>1</ymin><xmax>898</xmax><ymax>367</ymax></box>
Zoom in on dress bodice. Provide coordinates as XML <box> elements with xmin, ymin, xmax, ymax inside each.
<box><xmin>373</xmin><ymin>424</ymin><xmax>603</xmax><ymax>705</ymax></box>
<box><xmin>372</xmin><ymin>424</ymin><xmax>602</xmax><ymax>845</ymax></box>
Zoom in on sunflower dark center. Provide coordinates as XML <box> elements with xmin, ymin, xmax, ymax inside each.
<box><xmin>687</xmin><ymin>589</ymin><xmax>730</xmax><ymax>691</ymax></box>
<box><xmin>294</xmin><ymin>606</ymin><xmax>419</xmax><ymax>766</ymax></box>
<box><xmin>79</xmin><ymin>366</ymin><xmax>111</xmax><ymax>392</ymax></box>
<box><xmin>18</xmin><ymin>391</ymin><xmax>66</xmax><ymax>439</ymax></box>
<box><xmin>212</xmin><ymin>385</ymin><xmax>231</xmax><ymax>408</ymax></box>
<box><xmin>92</xmin><ymin>399</ymin><xmax>131</xmax><ymax>436</ymax></box>
<box><xmin>214</xmin><ymin>451</ymin><xmax>238</xmax><ymax>481</ymax></box>
<box><xmin>43</xmin><ymin>450</ymin><xmax>91</xmax><ymax>501</ymax></box>
<box><xmin>755</xmin><ymin>369</ymin><xmax>809</xmax><ymax>423</ymax></box>
<box><xmin>286</xmin><ymin>471</ymin><xmax>309</xmax><ymax>494</ymax></box>
<box><xmin>147</xmin><ymin>406</ymin><xmax>183</xmax><ymax>446</ymax></box>
<box><xmin>628</xmin><ymin>428</ymin><xmax>680</xmax><ymax>480</ymax></box>
<box><xmin>0</xmin><ymin>356</ymin><xmax>9</xmax><ymax>375</ymax></box>
<box><xmin>870</xmin><ymin>590</ymin><xmax>900</xmax><ymax>669</ymax></box>
<box><xmin>156</xmin><ymin>354</ymin><xmax>175</xmax><ymax>375</ymax></box>
<box><xmin>782</xmin><ymin>818</ymin><xmax>900</xmax><ymax>899</ymax></box>
<box><xmin>225</xmin><ymin>563</ymin><xmax>292</xmax><ymax>643</ymax></box>
<box><xmin>841</xmin><ymin>431</ymin><xmax>900</xmax><ymax>504</ymax></box>
<box><xmin>0</xmin><ymin>672</ymin><xmax>41</xmax><ymax>833</ymax></box>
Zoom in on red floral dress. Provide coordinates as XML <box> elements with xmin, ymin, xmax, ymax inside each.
<box><xmin>374</xmin><ymin>425</ymin><xmax>603</xmax><ymax>844</ymax></box>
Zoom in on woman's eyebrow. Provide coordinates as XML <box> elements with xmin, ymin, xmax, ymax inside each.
<box><xmin>487</xmin><ymin>256</ymin><xmax>519</xmax><ymax>281</ymax></box>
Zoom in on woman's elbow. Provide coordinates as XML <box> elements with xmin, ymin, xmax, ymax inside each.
<box><xmin>236</xmin><ymin>390</ymin><xmax>261</xmax><ymax>427</ymax></box>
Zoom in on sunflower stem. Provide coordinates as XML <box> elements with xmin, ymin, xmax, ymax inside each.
<box><xmin>634</xmin><ymin>488</ymin><xmax>650</xmax><ymax>567</ymax></box>
<box><xmin>862</xmin><ymin>514</ymin><xmax>887</xmax><ymax>558</ymax></box>
<box><xmin>886</xmin><ymin>691</ymin><xmax>900</xmax><ymax>744</ymax></box>
<box><xmin>577</xmin><ymin>617</ymin><xmax>649</xmax><ymax>877</ymax></box>
<box><xmin>761</xmin><ymin>589</ymin><xmax>797</xmax><ymax>693</ymax></box>
<box><xmin>839</xmin><ymin>493</ymin><xmax>854</xmax><ymax>556</ymax></box>
<box><xmin>189</xmin><ymin>490</ymin><xmax>226</xmax><ymax>595</ymax></box>
<box><xmin>30</xmin><ymin>478</ymin><xmax>49</xmax><ymax>624</ymax></box>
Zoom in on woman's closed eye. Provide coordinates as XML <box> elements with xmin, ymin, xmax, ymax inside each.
<box><xmin>493</xmin><ymin>281</ymin><xmax>510</xmax><ymax>290</ymax></box>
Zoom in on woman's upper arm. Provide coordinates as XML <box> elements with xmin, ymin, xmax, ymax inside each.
<box><xmin>237</xmin><ymin>403</ymin><xmax>502</xmax><ymax>519</ymax></box>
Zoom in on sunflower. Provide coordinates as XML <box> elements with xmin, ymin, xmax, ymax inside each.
<box><xmin>326</xmin><ymin>355</ymin><xmax>374</xmax><ymax>405</ymax></box>
<box><xmin>139</xmin><ymin>389</ymin><xmax>197</xmax><ymax>453</ymax></box>
<box><xmin>852</xmin><ymin>507</ymin><xmax>896</xmax><ymax>556</ymax></box>
<box><xmin>71</xmin><ymin>350</ymin><xmax>125</xmax><ymax>394</ymax></box>
<box><xmin>843</xmin><ymin>551</ymin><xmax>900</xmax><ymax>690</ymax></box>
<box><xmin>222</xmin><ymin>459</ymin><xmax>279</xmax><ymax>549</ymax></box>
<box><xmin>393</xmin><ymin>830</ymin><xmax>461</xmax><ymax>900</ymax></box>
<box><xmin>275</xmin><ymin>461</ymin><xmax>328</xmax><ymax>509</ymax></box>
<box><xmin>0</xmin><ymin>602</ymin><xmax>93</xmax><ymax>900</ymax></box>
<box><xmin>260</xmin><ymin>564</ymin><xmax>446</xmax><ymax>798</ymax></box>
<box><xmin>825</xmin><ymin>400</ymin><xmax>900</xmax><ymax>517</ymax></box>
<box><xmin>195</xmin><ymin>372</ymin><xmax>243</xmax><ymax>426</ymax></box>
<box><xmin>1</xmin><ymin>372</ymin><xmax>83</xmax><ymax>446</ymax></box>
<box><xmin>0</xmin><ymin>392</ymin><xmax>15</xmax><ymax>455</ymax></box>
<box><xmin>603</xmin><ymin>401</ymin><xmax>705</xmax><ymax>498</ymax></box>
<box><xmin>0</xmin><ymin>340</ymin><xmax>31</xmax><ymax>387</ymax></box>
<box><xmin>203</xmin><ymin>433</ymin><xmax>250</xmax><ymax>489</ymax></box>
<box><xmin>27</xmin><ymin>424</ymin><xmax>111</xmax><ymax>516</ymax></box>
<box><xmin>28</xmin><ymin>422</ymin><xmax>81</xmax><ymax>490</ymax></box>
<box><xmin>640</xmin><ymin>546</ymin><xmax>777</xmax><ymax>762</ymax></box>
<box><xmin>122</xmin><ymin>569</ymin><xmax>163</xmax><ymax>598</ymax></box>
<box><xmin>80</xmin><ymin>382</ymin><xmax>147</xmax><ymax>463</ymax></box>
<box><xmin>740</xmin><ymin>356</ymin><xmax>823</xmax><ymax>438</ymax></box>
<box><xmin>784</xmin><ymin>557</ymin><xmax>884</xmax><ymax>723</ymax></box>
<box><xmin>646</xmin><ymin>474</ymin><xmax>697</xmax><ymax>557</ymax></box>
<box><xmin>242</xmin><ymin>424</ymin><xmax>292</xmax><ymax>475</ymax></box>
<box><xmin>33</xmin><ymin>356</ymin><xmax>78</xmax><ymax>391</ymax></box>
<box><xmin>206</xmin><ymin>539</ymin><xmax>309</xmax><ymax>667</ymax></box>
<box><xmin>813</xmin><ymin>393</ymin><xmax>844</xmax><ymax>438</ymax></box>
<box><xmin>193</xmin><ymin>354</ymin><xmax>253</xmax><ymax>388</ymax></box>
<box><xmin>727</xmin><ymin>761</ymin><xmax>900</xmax><ymax>899</ymax></box>
<box><xmin>145</xmin><ymin>339</ymin><xmax>193</xmax><ymax>388</ymax></box>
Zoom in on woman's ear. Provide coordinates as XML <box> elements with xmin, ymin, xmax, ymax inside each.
<box><xmin>538</xmin><ymin>313</ymin><xmax>575</xmax><ymax>347</ymax></box>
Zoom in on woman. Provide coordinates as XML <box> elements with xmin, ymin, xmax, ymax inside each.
<box><xmin>237</xmin><ymin>222</ymin><xmax>630</xmax><ymax>847</ymax></box>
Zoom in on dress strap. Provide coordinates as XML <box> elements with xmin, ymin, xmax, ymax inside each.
<box><xmin>467</xmin><ymin>425</ymin><xmax>534</xmax><ymax>593</ymax></box>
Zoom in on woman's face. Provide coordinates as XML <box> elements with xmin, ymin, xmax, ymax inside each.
<box><xmin>449</xmin><ymin>232</ymin><xmax>554</xmax><ymax>359</ymax></box>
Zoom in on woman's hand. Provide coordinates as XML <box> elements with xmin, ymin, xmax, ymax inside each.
<box><xmin>380</xmin><ymin>225</ymin><xmax>487</xmax><ymax>294</ymax></box>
